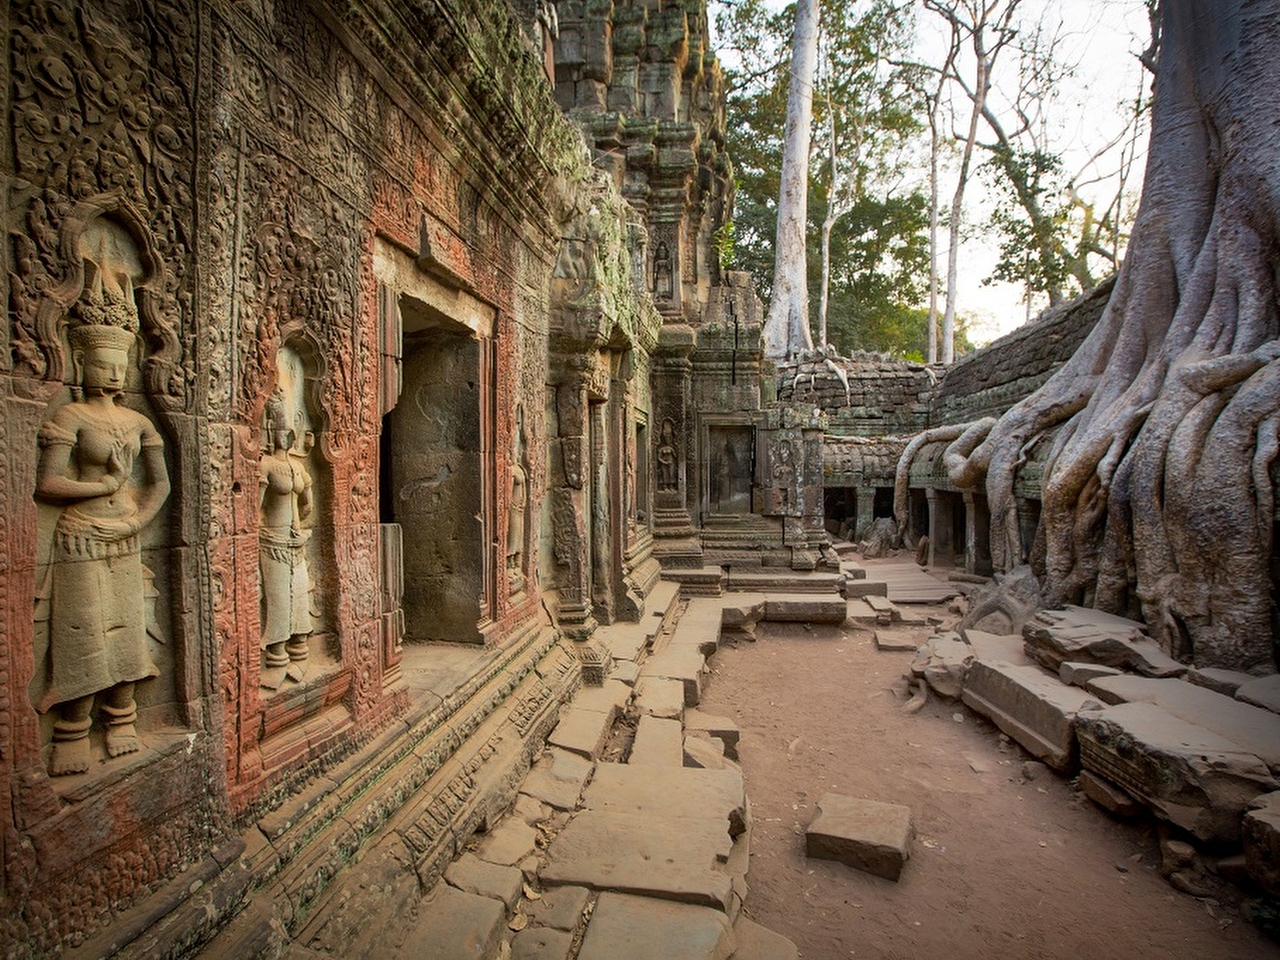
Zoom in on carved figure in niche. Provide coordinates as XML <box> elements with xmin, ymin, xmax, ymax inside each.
<box><xmin>34</xmin><ymin>268</ymin><xmax>170</xmax><ymax>776</ymax></box>
<box><xmin>653</xmin><ymin>241</ymin><xmax>673</xmax><ymax>300</ymax></box>
<box><xmin>259</xmin><ymin>390</ymin><xmax>314</xmax><ymax>688</ymax></box>
<box><xmin>508</xmin><ymin>407</ymin><xmax>530</xmax><ymax>595</ymax></box>
<box><xmin>657</xmin><ymin>418</ymin><xmax>679</xmax><ymax>491</ymax></box>
<box><xmin>773</xmin><ymin>439</ymin><xmax>796</xmax><ymax>513</ymax></box>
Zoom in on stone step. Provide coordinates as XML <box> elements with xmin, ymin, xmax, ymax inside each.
<box><xmin>444</xmin><ymin>853</ymin><xmax>523</xmax><ymax>911</ymax></box>
<box><xmin>393</xmin><ymin>883</ymin><xmax>506</xmax><ymax>960</ymax></box>
<box><xmin>577</xmin><ymin>892</ymin><xmax>736</xmax><ymax>960</ymax></box>
<box><xmin>640</xmin><ymin>646</ymin><xmax>708</xmax><ymax>707</ymax></box>
<box><xmin>763</xmin><ymin>593</ymin><xmax>849</xmax><ymax>624</ymax></box>
<box><xmin>630</xmin><ymin>715</ymin><xmax>684</xmax><ymax>767</ymax></box>
<box><xmin>662</xmin><ymin>566</ymin><xmax>726</xmax><ymax>597</ymax></box>
<box><xmin>634</xmin><ymin>677</ymin><xmax>686</xmax><ymax>720</ymax></box>
<box><xmin>684</xmin><ymin>710</ymin><xmax>740</xmax><ymax>761</ymax></box>
<box><xmin>844</xmin><ymin>578</ymin><xmax>889</xmax><ymax>599</ymax></box>
<box><xmin>727</xmin><ymin>570</ymin><xmax>845</xmax><ymax>595</ymax></box>
<box><xmin>549</xmin><ymin>706</ymin><xmax>617</xmax><ymax>760</ymax></box>
<box><xmin>520</xmin><ymin>748</ymin><xmax>594</xmax><ymax>811</ymax></box>
<box><xmin>599</xmin><ymin>623</ymin><xmax>652</xmax><ymax>663</ymax></box>
<box><xmin>845</xmin><ymin>598</ymin><xmax>878</xmax><ymax>624</ymax></box>
<box><xmin>582</xmin><ymin>763</ymin><xmax>747</xmax><ymax>838</ymax></box>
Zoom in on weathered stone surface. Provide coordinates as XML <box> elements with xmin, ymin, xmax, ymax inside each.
<box><xmin>963</xmin><ymin>629</ymin><xmax>1033</xmax><ymax>667</ymax></box>
<box><xmin>683</xmin><ymin>710</ymin><xmax>741</xmax><ymax>760</ymax></box>
<box><xmin>599</xmin><ymin>624</ymin><xmax>652</xmax><ymax>662</ymax></box>
<box><xmin>1059</xmin><ymin>661</ymin><xmax>1123</xmax><ymax>687</ymax></box>
<box><xmin>630</xmin><ymin>715</ymin><xmax>685</xmax><ymax>767</ymax></box>
<box><xmin>1083</xmin><ymin>675</ymin><xmax>1280</xmax><ymax>772</ymax></box>
<box><xmin>805</xmin><ymin>793</ymin><xmax>915</xmax><ymax>881</ymax></box>
<box><xmin>521</xmin><ymin>749</ymin><xmax>594</xmax><ymax>811</ymax></box>
<box><xmin>612</xmin><ymin>660</ymin><xmax>640</xmax><ymax>686</ymax></box>
<box><xmin>641</xmin><ymin>646</ymin><xmax>707</xmax><ymax>706</ymax></box>
<box><xmin>684</xmin><ymin>736</ymin><xmax>739</xmax><ymax>772</ymax></box>
<box><xmin>395</xmin><ymin>883</ymin><xmax>505</xmax><ymax>960</ymax></box>
<box><xmin>763</xmin><ymin>594</ymin><xmax>849</xmax><ymax>624</ymax></box>
<box><xmin>577</xmin><ymin>892</ymin><xmax>736</xmax><ymax>960</ymax></box>
<box><xmin>721</xmin><ymin>594</ymin><xmax>767</xmax><ymax>628</ymax></box>
<box><xmin>1244</xmin><ymin>792</ymin><xmax>1280</xmax><ymax>898</ymax></box>
<box><xmin>445</xmin><ymin>853</ymin><xmax>524</xmax><ymax>910</ymax></box>
<box><xmin>549</xmin><ymin>706</ymin><xmax>615</xmax><ymax>760</ymax></box>
<box><xmin>845</xmin><ymin>598</ymin><xmax>879</xmax><ymax>624</ymax></box>
<box><xmin>573</xmin><ymin>679</ymin><xmax>634</xmax><ymax>718</ymax></box>
<box><xmin>1077</xmin><ymin>769</ymin><xmax>1143</xmax><ymax>818</ymax></box>
<box><xmin>961</xmin><ymin>660</ymin><xmax>1099</xmax><ymax>771</ymax></box>
<box><xmin>475</xmin><ymin>816</ymin><xmax>539</xmax><ymax>867</ymax></box>
<box><xmin>634</xmin><ymin>677</ymin><xmax>687</xmax><ymax>719</ymax></box>
<box><xmin>1023</xmin><ymin>606</ymin><xmax>1185</xmax><ymax>677</ymax></box>
<box><xmin>909</xmin><ymin>632</ymin><xmax>972</xmax><ymax>699</ymax></box>
<box><xmin>541</xmin><ymin>811</ymin><xmax>734</xmax><ymax>910</ymax></box>
<box><xmin>731</xmin><ymin>917</ymin><xmax>800</xmax><ymax>960</ymax></box>
<box><xmin>873</xmin><ymin>628</ymin><xmax>921</xmax><ymax>653</ymax></box>
<box><xmin>1186</xmin><ymin>666</ymin><xmax>1254</xmax><ymax>697</ymax></box>
<box><xmin>525</xmin><ymin>884</ymin><xmax>590</xmax><ymax>932</ymax></box>
<box><xmin>583</xmin><ymin>762</ymin><xmax>747</xmax><ymax>838</ymax></box>
<box><xmin>1076</xmin><ymin>702</ymin><xmax>1278</xmax><ymax>843</ymax></box>
<box><xmin>845</xmin><ymin>579</ymin><xmax>889</xmax><ymax>598</ymax></box>
<box><xmin>1236</xmin><ymin>675</ymin><xmax>1280</xmax><ymax>715</ymax></box>
<box><xmin>511</xmin><ymin>926</ymin><xmax>574</xmax><ymax>960</ymax></box>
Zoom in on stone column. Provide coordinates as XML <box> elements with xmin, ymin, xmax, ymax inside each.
<box><xmin>963</xmin><ymin>490</ymin><xmax>977</xmax><ymax>574</ymax></box>
<box><xmin>650</xmin><ymin>324</ymin><xmax>701</xmax><ymax>567</ymax></box>
<box><xmin>855</xmin><ymin>485</ymin><xmax>877</xmax><ymax>543</ymax></box>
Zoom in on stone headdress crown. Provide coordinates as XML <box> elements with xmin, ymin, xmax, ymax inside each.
<box><xmin>68</xmin><ymin>322</ymin><xmax>137</xmax><ymax>354</ymax></box>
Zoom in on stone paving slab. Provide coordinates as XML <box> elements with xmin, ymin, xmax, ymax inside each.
<box><xmin>444</xmin><ymin>853</ymin><xmax>523</xmax><ymax>910</ymax></box>
<box><xmin>577</xmin><ymin>892</ymin><xmax>736</xmax><ymax>960</ymax></box>
<box><xmin>764</xmin><ymin>594</ymin><xmax>849</xmax><ymax>623</ymax></box>
<box><xmin>1237</xmin><ymin>675</ymin><xmax>1280</xmax><ymax>714</ymax></box>
<box><xmin>630</xmin><ymin>715</ymin><xmax>684</xmax><ymax>767</ymax></box>
<box><xmin>1083</xmin><ymin>675</ymin><xmax>1280</xmax><ymax>772</ymax></box>
<box><xmin>611</xmin><ymin>660</ymin><xmax>640</xmax><ymax>686</ymax></box>
<box><xmin>670</xmin><ymin>598</ymin><xmax>725</xmax><ymax>656</ymax></box>
<box><xmin>684</xmin><ymin>709</ymin><xmax>740</xmax><ymax>760</ymax></box>
<box><xmin>511</xmin><ymin>926</ymin><xmax>573</xmax><ymax>960</ymax></box>
<box><xmin>805</xmin><ymin>793</ymin><xmax>914</xmax><ymax>881</ymax></box>
<box><xmin>573</xmin><ymin>679</ymin><xmax>633</xmax><ymax>718</ymax></box>
<box><xmin>474</xmin><ymin>816</ymin><xmax>538</xmax><ymax>866</ymax></box>
<box><xmin>540</xmin><ymin>810</ymin><xmax>734</xmax><ymax>910</ymax></box>
<box><xmin>394</xmin><ymin>883</ymin><xmax>505</xmax><ymax>960</ymax></box>
<box><xmin>525</xmin><ymin>884</ymin><xmax>590</xmax><ymax>932</ymax></box>
<box><xmin>634</xmin><ymin>677</ymin><xmax>686</xmax><ymax>720</ymax></box>
<box><xmin>599</xmin><ymin>624</ymin><xmax>651</xmax><ymax>662</ymax></box>
<box><xmin>548</xmin><ymin>706</ymin><xmax>615</xmax><ymax>760</ymax></box>
<box><xmin>583</xmin><ymin>762</ymin><xmax>746</xmax><ymax>838</ymax></box>
<box><xmin>963</xmin><ymin>629</ymin><xmax>1033</xmax><ymax>666</ymax></box>
<box><xmin>873</xmin><ymin>627</ymin><xmax>921</xmax><ymax>653</ymax></box>
<box><xmin>872</xmin><ymin>563</ymin><xmax>958</xmax><ymax>603</ymax></box>
<box><xmin>520</xmin><ymin>748</ymin><xmax>594</xmax><ymax>811</ymax></box>
<box><xmin>640</xmin><ymin>646</ymin><xmax>707</xmax><ymax>706</ymax></box>
<box><xmin>961</xmin><ymin>660</ymin><xmax>1099</xmax><ymax>771</ymax></box>
<box><xmin>1076</xmin><ymin>701</ymin><xmax>1278</xmax><ymax>843</ymax></box>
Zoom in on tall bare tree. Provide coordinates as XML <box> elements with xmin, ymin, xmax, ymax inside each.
<box><xmin>762</xmin><ymin>0</ymin><xmax>820</xmax><ymax>360</ymax></box>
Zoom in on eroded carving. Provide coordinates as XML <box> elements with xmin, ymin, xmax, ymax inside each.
<box><xmin>508</xmin><ymin>406</ymin><xmax>530</xmax><ymax>595</ymax></box>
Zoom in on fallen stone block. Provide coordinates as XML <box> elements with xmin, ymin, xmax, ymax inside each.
<box><xmin>1023</xmin><ymin>606</ymin><xmax>1185</xmax><ymax>678</ymax></box>
<box><xmin>1186</xmin><ymin>666</ymin><xmax>1254</xmax><ymax>697</ymax></box>
<box><xmin>541</xmin><ymin>811</ymin><xmax>734</xmax><ymax>911</ymax></box>
<box><xmin>961</xmin><ymin>660</ymin><xmax>1099</xmax><ymax>771</ymax></box>
<box><xmin>721</xmin><ymin>594</ymin><xmax>766</xmax><ymax>629</ymax></box>
<box><xmin>963</xmin><ymin>629</ymin><xmax>1033</xmax><ymax>667</ymax></box>
<box><xmin>1076</xmin><ymin>701</ymin><xmax>1278</xmax><ymax>843</ymax></box>
<box><xmin>1244</xmin><ymin>791</ymin><xmax>1280</xmax><ymax>899</ymax></box>
<box><xmin>396</xmin><ymin>882</ymin><xmax>505</xmax><ymax>960</ymax></box>
<box><xmin>731</xmin><ymin>916</ymin><xmax>799</xmax><ymax>960</ymax></box>
<box><xmin>873</xmin><ymin>628</ymin><xmax>919</xmax><ymax>653</ymax></box>
<box><xmin>1059</xmin><ymin>661</ymin><xmax>1123</xmax><ymax>687</ymax></box>
<box><xmin>684</xmin><ymin>709</ymin><xmax>740</xmax><ymax>760</ymax></box>
<box><xmin>683</xmin><ymin>736</ymin><xmax>738</xmax><ymax>772</ymax></box>
<box><xmin>1077</xmin><ymin>769</ymin><xmax>1144</xmax><ymax>818</ymax></box>
<box><xmin>805</xmin><ymin>793</ymin><xmax>914</xmax><ymax>881</ymax></box>
<box><xmin>764</xmin><ymin>594</ymin><xmax>849</xmax><ymax>624</ymax></box>
<box><xmin>845</xmin><ymin>579</ymin><xmax>889</xmax><ymax>599</ymax></box>
<box><xmin>630</xmin><ymin>715</ymin><xmax>684</xmax><ymax>767</ymax></box>
<box><xmin>444</xmin><ymin>853</ymin><xmax>523</xmax><ymax>911</ymax></box>
<box><xmin>582</xmin><ymin>762</ymin><xmax>747</xmax><ymax>838</ymax></box>
<box><xmin>909</xmin><ymin>631</ymin><xmax>971</xmax><ymax>699</ymax></box>
<box><xmin>1082</xmin><ymin>675</ymin><xmax>1280</xmax><ymax>773</ymax></box>
<box><xmin>577</xmin><ymin>892</ymin><xmax>736</xmax><ymax>960</ymax></box>
<box><xmin>521</xmin><ymin>749</ymin><xmax>594</xmax><ymax>811</ymax></box>
<box><xmin>1236</xmin><ymin>675</ymin><xmax>1280</xmax><ymax>715</ymax></box>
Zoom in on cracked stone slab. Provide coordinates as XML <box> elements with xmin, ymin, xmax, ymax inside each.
<box><xmin>444</xmin><ymin>853</ymin><xmax>523</xmax><ymax>910</ymax></box>
<box><xmin>683</xmin><ymin>710</ymin><xmax>740</xmax><ymax>760</ymax></box>
<box><xmin>474</xmin><ymin>816</ymin><xmax>538</xmax><ymax>867</ymax></box>
<box><xmin>548</xmin><ymin>706</ymin><xmax>614</xmax><ymax>760</ymax></box>
<box><xmin>525</xmin><ymin>884</ymin><xmax>590</xmax><ymax>932</ymax></box>
<box><xmin>640</xmin><ymin>647</ymin><xmax>707</xmax><ymax>706</ymax></box>
<box><xmin>599</xmin><ymin>624</ymin><xmax>651</xmax><ymax>662</ymax></box>
<box><xmin>582</xmin><ymin>762</ymin><xmax>746</xmax><ymax>838</ymax></box>
<box><xmin>540</xmin><ymin>810</ymin><xmax>734</xmax><ymax>910</ymax></box>
<box><xmin>634</xmin><ymin>677</ymin><xmax>686</xmax><ymax>720</ymax></box>
<box><xmin>394</xmin><ymin>882</ymin><xmax>505</xmax><ymax>960</ymax></box>
<box><xmin>577</xmin><ymin>892</ymin><xmax>736</xmax><ymax>960</ymax></box>
<box><xmin>520</xmin><ymin>748</ymin><xmax>594</xmax><ymax>811</ymax></box>
<box><xmin>573</xmin><ymin>679</ymin><xmax>633</xmax><ymax>718</ymax></box>
<box><xmin>806</xmin><ymin>793</ymin><xmax>915</xmax><ymax>882</ymax></box>
<box><xmin>630</xmin><ymin>715</ymin><xmax>684</xmax><ymax>767</ymax></box>
<box><xmin>511</xmin><ymin>926</ymin><xmax>574</xmax><ymax>960</ymax></box>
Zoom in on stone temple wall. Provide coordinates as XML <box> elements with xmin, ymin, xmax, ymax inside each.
<box><xmin>0</xmin><ymin>0</ymin><xmax>657</xmax><ymax>953</ymax></box>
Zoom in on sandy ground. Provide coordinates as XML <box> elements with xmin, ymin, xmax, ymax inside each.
<box><xmin>697</xmin><ymin>591</ymin><xmax>1280</xmax><ymax>960</ymax></box>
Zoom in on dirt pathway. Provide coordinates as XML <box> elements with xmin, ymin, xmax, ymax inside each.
<box><xmin>698</xmin><ymin>612</ymin><xmax>1280</xmax><ymax>960</ymax></box>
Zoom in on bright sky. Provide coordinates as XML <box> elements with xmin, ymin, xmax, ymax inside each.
<box><xmin>710</xmin><ymin>0</ymin><xmax>1153</xmax><ymax>345</ymax></box>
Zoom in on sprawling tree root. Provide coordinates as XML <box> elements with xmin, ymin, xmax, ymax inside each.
<box><xmin>936</xmin><ymin>0</ymin><xmax>1280</xmax><ymax>673</ymax></box>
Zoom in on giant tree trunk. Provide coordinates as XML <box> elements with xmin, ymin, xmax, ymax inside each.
<box><xmin>957</xmin><ymin>0</ymin><xmax>1280</xmax><ymax>673</ymax></box>
<box><xmin>763</xmin><ymin>0</ymin><xmax>819</xmax><ymax>360</ymax></box>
